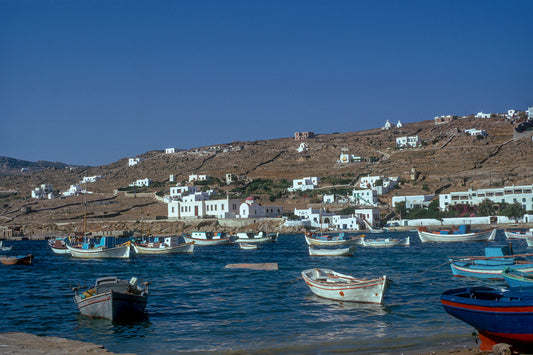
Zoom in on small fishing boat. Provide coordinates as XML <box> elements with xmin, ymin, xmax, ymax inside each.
<box><xmin>73</xmin><ymin>276</ymin><xmax>149</xmax><ymax>321</ymax></box>
<box><xmin>441</xmin><ymin>286</ymin><xmax>533</xmax><ymax>352</ymax></box>
<box><xmin>502</xmin><ymin>267</ymin><xmax>533</xmax><ymax>288</ymax></box>
<box><xmin>449</xmin><ymin>244</ymin><xmax>533</xmax><ymax>280</ymax></box>
<box><xmin>361</xmin><ymin>237</ymin><xmax>410</xmax><ymax>247</ymax></box>
<box><xmin>233</xmin><ymin>231</ymin><xmax>275</xmax><ymax>244</ymax></box>
<box><xmin>0</xmin><ymin>241</ymin><xmax>12</xmax><ymax>251</ymax></box>
<box><xmin>238</xmin><ymin>243</ymin><xmax>258</xmax><ymax>250</ymax></box>
<box><xmin>308</xmin><ymin>245</ymin><xmax>355</xmax><ymax>256</ymax></box>
<box><xmin>505</xmin><ymin>228</ymin><xmax>533</xmax><ymax>240</ymax></box>
<box><xmin>182</xmin><ymin>231</ymin><xmax>233</xmax><ymax>246</ymax></box>
<box><xmin>301</xmin><ymin>268</ymin><xmax>391</xmax><ymax>304</ymax></box>
<box><xmin>417</xmin><ymin>225</ymin><xmax>496</xmax><ymax>243</ymax></box>
<box><xmin>133</xmin><ymin>236</ymin><xmax>194</xmax><ymax>255</ymax></box>
<box><xmin>49</xmin><ymin>237</ymin><xmax>69</xmax><ymax>255</ymax></box>
<box><xmin>0</xmin><ymin>254</ymin><xmax>33</xmax><ymax>265</ymax></box>
<box><xmin>67</xmin><ymin>235</ymin><xmax>131</xmax><ymax>259</ymax></box>
<box><xmin>304</xmin><ymin>232</ymin><xmax>363</xmax><ymax>246</ymax></box>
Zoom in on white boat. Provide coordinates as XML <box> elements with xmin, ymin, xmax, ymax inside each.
<box><xmin>417</xmin><ymin>225</ymin><xmax>496</xmax><ymax>243</ymax></box>
<box><xmin>505</xmin><ymin>228</ymin><xmax>533</xmax><ymax>240</ymax></box>
<box><xmin>133</xmin><ymin>236</ymin><xmax>194</xmax><ymax>255</ymax></box>
<box><xmin>238</xmin><ymin>243</ymin><xmax>258</xmax><ymax>250</ymax></box>
<box><xmin>49</xmin><ymin>237</ymin><xmax>69</xmax><ymax>254</ymax></box>
<box><xmin>301</xmin><ymin>268</ymin><xmax>391</xmax><ymax>304</ymax></box>
<box><xmin>0</xmin><ymin>240</ymin><xmax>13</xmax><ymax>251</ymax></box>
<box><xmin>182</xmin><ymin>231</ymin><xmax>233</xmax><ymax>245</ymax></box>
<box><xmin>67</xmin><ymin>236</ymin><xmax>131</xmax><ymax>259</ymax></box>
<box><xmin>233</xmin><ymin>231</ymin><xmax>274</xmax><ymax>244</ymax></box>
<box><xmin>304</xmin><ymin>232</ymin><xmax>363</xmax><ymax>246</ymax></box>
<box><xmin>526</xmin><ymin>238</ymin><xmax>533</xmax><ymax>248</ymax></box>
<box><xmin>361</xmin><ymin>237</ymin><xmax>410</xmax><ymax>247</ymax></box>
<box><xmin>308</xmin><ymin>245</ymin><xmax>355</xmax><ymax>256</ymax></box>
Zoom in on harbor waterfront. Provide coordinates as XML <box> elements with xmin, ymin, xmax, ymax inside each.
<box><xmin>0</xmin><ymin>230</ymin><xmax>523</xmax><ymax>353</ymax></box>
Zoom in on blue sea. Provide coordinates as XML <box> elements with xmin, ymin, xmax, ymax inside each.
<box><xmin>0</xmin><ymin>231</ymin><xmax>522</xmax><ymax>354</ymax></box>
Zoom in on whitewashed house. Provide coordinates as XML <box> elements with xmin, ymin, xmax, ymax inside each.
<box><xmin>80</xmin><ymin>176</ymin><xmax>102</xmax><ymax>184</ymax></box>
<box><xmin>165</xmin><ymin>148</ymin><xmax>176</xmax><ymax>154</ymax></box>
<box><xmin>464</xmin><ymin>129</ymin><xmax>487</xmax><ymax>137</ymax></box>
<box><xmin>392</xmin><ymin>195</ymin><xmax>435</xmax><ymax>209</ymax></box>
<box><xmin>170</xmin><ymin>185</ymin><xmax>198</xmax><ymax>200</ymax></box>
<box><xmin>293</xmin><ymin>207</ymin><xmax>379</xmax><ymax>230</ymax></box>
<box><xmin>323</xmin><ymin>194</ymin><xmax>335</xmax><ymax>204</ymax></box>
<box><xmin>31</xmin><ymin>184</ymin><xmax>54</xmax><ymax>199</ymax></box>
<box><xmin>62</xmin><ymin>184</ymin><xmax>84</xmax><ymax>197</ymax></box>
<box><xmin>128</xmin><ymin>158</ymin><xmax>141</xmax><ymax>167</ymax></box>
<box><xmin>130</xmin><ymin>178</ymin><xmax>152</xmax><ymax>187</ymax></box>
<box><xmin>168</xmin><ymin>197</ymin><xmax>241</xmax><ymax>219</ymax></box>
<box><xmin>338</xmin><ymin>153</ymin><xmax>362</xmax><ymax>163</ymax></box>
<box><xmin>359</xmin><ymin>176</ymin><xmax>398</xmax><ymax>195</ymax></box>
<box><xmin>396</xmin><ymin>136</ymin><xmax>421</xmax><ymax>148</ymax></box>
<box><xmin>288</xmin><ymin>177</ymin><xmax>319</xmax><ymax>192</ymax></box>
<box><xmin>189</xmin><ymin>174</ymin><xmax>210</xmax><ymax>182</ymax></box>
<box><xmin>475</xmin><ymin>112</ymin><xmax>491</xmax><ymax>119</ymax></box>
<box><xmin>350</xmin><ymin>189</ymin><xmax>378</xmax><ymax>206</ymax></box>
<box><xmin>528</xmin><ymin>107</ymin><xmax>533</xmax><ymax>119</ymax></box>
<box><xmin>239</xmin><ymin>196</ymin><xmax>283</xmax><ymax>218</ymax></box>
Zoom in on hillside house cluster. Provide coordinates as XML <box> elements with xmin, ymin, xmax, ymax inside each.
<box><xmin>359</xmin><ymin>175</ymin><xmax>398</xmax><ymax>195</ymax></box>
<box><xmin>288</xmin><ymin>177</ymin><xmax>319</xmax><ymax>192</ymax></box>
<box><xmin>350</xmin><ymin>189</ymin><xmax>379</xmax><ymax>206</ymax></box>
<box><xmin>31</xmin><ymin>184</ymin><xmax>54</xmax><ymax>199</ymax></box>
<box><xmin>189</xmin><ymin>174</ymin><xmax>210</xmax><ymax>182</ymax></box>
<box><xmin>396</xmin><ymin>136</ymin><xmax>421</xmax><ymax>149</ymax></box>
<box><xmin>80</xmin><ymin>175</ymin><xmax>102</xmax><ymax>184</ymax></box>
<box><xmin>62</xmin><ymin>184</ymin><xmax>86</xmax><ymax>197</ymax></box>
<box><xmin>289</xmin><ymin>207</ymin><xmax>380</xmax><ymax>230</ymax></box>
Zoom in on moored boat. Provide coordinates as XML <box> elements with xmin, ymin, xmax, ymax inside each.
<box><xmin>0</xmin><ymin>240</ymin><xmax>12</xmax><ymax>251</ymax></box>
<box><xmin>67</xmin><ymin>235</ymin><xmax>131</xmax><ymax>259</ymax></box>
<box><xmin>238</xmin><ymin>243</ymin><xmax>258</xmax><ymax>250</ymax></box>
<box><xmin>449</xmin><ymin>244</ymin><xmax>533</xmax><ymax>279</ymax></box>
<box><xmin>132</xmin><ymin>236</ymin><xmax>194</xmax><ymax>255</ymax></box>
<box><xmin>49</xmin><ymin>237</ymin><xmax>70</xmax><ymax>255</ymax></box>
<box><xmin>308</xmin><ymin>245</ymin><xmax>355</xmax><ymax>256</ymax></box>
<box><xmin>441</xmin><ymin>286</ymin><xmax>533</xmax><ymax>352</ymax></box>
<box><xmin>301</xmin><ymin>268</ymin><xmax>391</xmax><ymax>304</ymax></box>
<box><xmin>233</xmin><ymin>231</ymin><xmax>274</xmax><ymax>244</ymax></box>
<box><xmin>505</xmin><ymin>228</ymin><xmax>533</xmax><ymax>240</ymax></box>
<box><xmin>73</xmin><ymin>276</ymin><xmax>149</xmax><ymax>321</ymax></box>
<box><xmin>182</xmin><ymin>231</ymin><xmax>233</xmax><ymax>246</ymax></box>
<box><xmin>418</xmin><ymin>225</ymin><xmax>496</xmax><ymax>243</ymax></box>
<box><xmin>0</xmin><ymin>254</ymin><xmax>33</xmax><ymax>265</ymax></box>
<box><xmin>502</xmin><ymin>267</ymin><xmax>533</xmax><ymax>288</ymax></box>
<box><xmin>361</xmin><ymin>237</ymin><xmax>410</xmax><ymax>247</ymax></box>
<box><xmin>304</xmin><ymin>232</ymin><xmax>363</xmax><ymax>246</ymax></box>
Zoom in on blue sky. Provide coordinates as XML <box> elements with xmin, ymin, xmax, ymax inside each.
<box><xmin>1</xmin><ymin>0</ymin><xmax>532</xmax><ymax>166</ymax></box>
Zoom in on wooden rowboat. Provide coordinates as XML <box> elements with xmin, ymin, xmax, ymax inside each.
<box><xmin>308</xmin><ymin>245</ymin><xmax>354</xmax><ymax>256</ymax></box>
<box><xmin>0</xmin><ymin>254</ymin><xmax>33</xmax><ymax>265</ymax></box>
<box><xmin>301</xmin><ymin>268</ymin><xmax>391</xmax><ymax>304</ymax></box>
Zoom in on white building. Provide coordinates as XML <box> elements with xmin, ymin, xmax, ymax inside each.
<box><xmin>189</xmin><ymin>174</ymin><xmax>210</xmax><ymax>182</ymax></box>
<box><xmin>130</xmin><ymin>178</ymin><xmax>153</xmax><ymax>187</ymax></box>
<box><xmin>359</xmin><ymin>176</ymin><xmax>398</xmax><ymax>195</ymax></box>
<box><xmin>396</xmin><ymin>136</ymin><xmax>421</xmax><ymax>148</ymax></box>
<box><xmin>392</xmin><ymin>195</ymin><xmax>435</xmax><ymax>209</ymax></box>
<box><xmin>507</xmin><ymin>110</ymin><xmax>517</xmax><ymax>119</ymax></box>
<box><xmin>464</xmin><ymin>129</ymin><xmax>487</xmax><ymax>137</ymax></box>
<box><xmin>439</xmin><ymin>184</ymin><xmax>533</xmax><ymax>212</ymax></box>
<box><xmin>475</xmin><ymin>112</ymin><xmax>491</xmax><ymax>119</ymax></box>
<box><xmin>62</xmin><ymin>184</ymin><xmax>84</xmax><ymax>197</ymax></box>
<box><xmin>165</xmin><ymin>148</ymin><xmax>176</xmax><ymax>154</ymax></box>
<box><xmin>170</xmin><ymin>185</ymin><xmax>198</xmax><ymax>200</ymax></box>
<box><xmin>396</xmin><ymin>120</ymin><xmax>403</xmax><ymax>128</ymax></box>
<box><xmin>293</xmin><ymin>207</ymin><xmax>380</xmax><ymax>230</ymax></box>
<box><xmin>350</xmin><ymin>189</ymin><xmax>378</xmax><ymax>206</ymax></box>
<box><xmin>383</xmin><ymin>120</ymin><xmax>391</xmax><ymax>130</ymax></box>
<box><xmin>31</xmin><ymin>184</ymin><xmax>54</xmax><ymax>199</ymax></box>
<box><xmin>297</xmin><ymin>142</ymin><xmax>308</xmax><ymax>153</ymax></box>
<box><xmin>168</xmin><ymin>197</ymin><xmax>241</xmax><ymax>219</ymax></box>
<box><xmin>323</xmin><ymin>194</ymin><xmax>335</xmax><ymax>204</ymax></box>
<box><xmin>128</xmin><ymin>158</ymin><xmax>141</xmax><ymax>167</ymax></box>
<box><xmin>338</xmin><ymin>153</ymin><xmax>363</xmax><ymax>163</ymax></box>
<box><xmin>239</xmin><ymin>196</ymin><xmax>283</xmax><ymax>218</ymax></box>
<box><xmin>169</xmin><ymin>174</ymin><xmax>176</xmax><ymax>183</ymax></box>
<box><xmin>528</xmin><ymin>107</ymin><xmax>533</xmax><ymax>120</ymax></box>
<box><xmin>80</xmin><ymin>176</ymin><xmax>102</xmax><ymax>184</ymax></box>
<box><xmin>288</xmin><ymin>177</ymin><xmax>319</xmax><ymax>192</ymax></box>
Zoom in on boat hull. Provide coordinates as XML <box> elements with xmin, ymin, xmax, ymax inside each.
<box><xmin>502</xmin><ymin>267</ymin><xmax>533</xmax><ymax>288</ymax></box>
<box><xmin>301</xmin><ymin>268</ymin><xmax>389</xmax><ymax>304</ymax></box>
<box><xmin>505</xmin><ymin>230</ymin><xmax>533</xmax><ymax>240</ymax></box>
<box><xmin>308</xmin><ymin>246</ymin><xmax>354</xmax><ymax>256</ymax></box>
<box><xmin>441</xmin><ymin>286</ymin><xmax>533</xmax><ymax>351</ymax></box>
<box><xmin>67</xmin><ymin>244</ymin><xmax>131</xmax><ymax>258</ymax></box>
<box><xmin>182</xmin><ymin>236</ymin><xmax>232</xmax><ymax>246</ymax></box>
<box><xmin>450</xmin><ymin>262</ymin><xmax>533</xmax><ymax>280</ymax></box>
<box><xmin>304</xmin><ymin>234</ymin><xmax>362</xmax><ymax>246</ymax></box>
<box><xmin>75</xmin><ymin>291</ymin><xmax>147</xmax><ymax>321</ymax></box>
<box><xmin>0</xmin><ymin>254</ymin><xmax>33</xmax><ymax>265</ymax></box>
<box><xmin>133</xmin><ymin>242</ymin><xmax>194</xmax><ymax>255</ymax></box>
<box><xmin>361</xmin><ymin>237</ymin><xmax>409</xmax><ymax>247</ymax></box>
<box><xmin>238</xmin><ymin>243</ymin><xmax>258</xmax><ymax>250</ymax></box>
<box><xmin>418</xmin><ymin>228</ymin><xmax>496</xmax><ymax>243</ymax></box>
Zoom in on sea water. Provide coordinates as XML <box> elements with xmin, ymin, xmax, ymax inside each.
<box><xmin>0</xmin><ymin>231</ymin><xmax>518</xmax><ymax>354</ymax></box>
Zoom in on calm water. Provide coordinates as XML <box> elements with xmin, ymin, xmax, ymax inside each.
<box><xmin>0</xmin><ymin>231</ymin><xmax>522</xmax><ymax>354</ymax></box>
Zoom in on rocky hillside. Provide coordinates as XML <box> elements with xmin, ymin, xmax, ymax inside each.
<box><xmin>1</xmin><ymin>115</ymin><xmax>532</xmax><ymax>236</ymax></box>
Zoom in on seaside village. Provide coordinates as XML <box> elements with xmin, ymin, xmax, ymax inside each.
<box><xmin>27</xmin><ymin>106</ymin><xmax>533</xmax><ymax>232</ymax></box>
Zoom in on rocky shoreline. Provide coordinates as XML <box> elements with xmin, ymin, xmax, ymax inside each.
<box><xmin>0</xmin><ymin>332</ymin><xmax>488</xmax><ymax>354</ymax></box>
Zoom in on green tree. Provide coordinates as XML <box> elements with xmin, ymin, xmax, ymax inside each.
<box><xmin>477</xmin><ymin>198</ymin><xmax>497</xmax><ymax>216</ymax></box>
<box><xmin>395</xmin><ymin>201</ymin><xmax>407</xmax><ymax>219</ymax></box>
<box><xmin>501</xmin><ymin>202</ymin><xmax>525</xmax><ymax>222</ymax></box>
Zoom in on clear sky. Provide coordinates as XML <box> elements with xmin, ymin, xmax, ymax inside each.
<box><xmin>1</xmin><ymin>0</ymin><xmax>532</xmax><ymax>166</ymax></box>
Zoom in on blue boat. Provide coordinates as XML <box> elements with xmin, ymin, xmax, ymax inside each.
<box><xmin>502</xmin><ymin>267</ymin><xmax>533</xmax><ymax>288</ymax></box>
<box><xmin>441</xmin><ymin>286</ymin><xmax>533</xmax><ymax>352</ymax></box>
<box><xmin>449</xmin><ymin>244</ymin><xmax>533</xmax><ymax>279</ymax></box>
